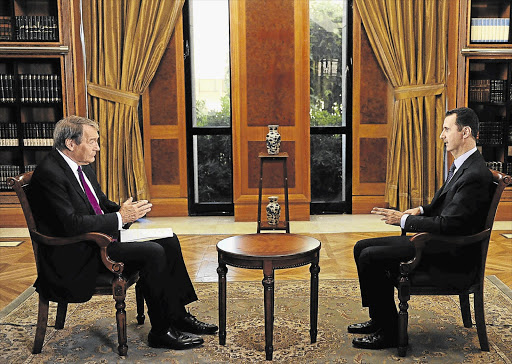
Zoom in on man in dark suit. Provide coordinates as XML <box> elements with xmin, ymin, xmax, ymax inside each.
<box><xmin>349</xmin><ymin>107</ymin><xmax>493</xmax><ymax>349</ymax></box>
<box><xmin>29</xmin><ymin>115</ymin><xmax>217</xmax><ymax>350</ymax></box>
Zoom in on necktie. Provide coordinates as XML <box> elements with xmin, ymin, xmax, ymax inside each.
<box><xmin>446</xmin><ymin>163</ymin><xmax>456</xmax><ymax>183</ymax></box>
<box><xmin>77</xmin><ymin>166</ymin><xmax>103</xmax><ymax>215</ymax></box>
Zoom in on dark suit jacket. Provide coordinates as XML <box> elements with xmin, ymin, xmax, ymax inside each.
<box><xmin>29</xmin><ymin>150</ymin><xmax>121</xmax><ymax>302</ymax></box>
<box><xmin>403</xmin><ymin>150</ymin><xmax>493</xmax><ymax>287</ymax></box>
<box><xmin>404</xmin><ymin>150</ymin><xmax>493</xmax><ymax>236</ymax></box>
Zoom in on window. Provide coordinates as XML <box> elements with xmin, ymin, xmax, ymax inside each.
<box><xmin>184</xmin><ymin>0</ymin><xmax>233</xmax><ymax>215</ymax></box>
<box><xmin>310</xmin><ymin>0</ymin><xmax>351</xmax><ymax>214</ymax></box>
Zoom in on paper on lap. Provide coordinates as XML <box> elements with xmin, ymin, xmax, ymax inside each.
<box><xmin>120</xmin><ymin>227</ymin><xmax>174</xmax><ymax>242</ymax></box>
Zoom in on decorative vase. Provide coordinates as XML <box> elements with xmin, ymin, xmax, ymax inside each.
<box><xmin>266</xmin><ymin>124</ymin><xmax>281</xmax><ymax>155</ymax></box>
<box><xmin>266</xmin><ymin>196</ymin><xmax>281</xmax><ymax>225</ymax></box>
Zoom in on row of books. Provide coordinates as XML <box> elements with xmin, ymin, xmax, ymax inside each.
<box><xmin>0</xmin><ymin>16</ymin><xmax>10</xmax><ymax>41</ymax></box>
<box><xmin>0</xmin><ymin>123</ymin><xmax>17</xmax><ymax>146</ymax></box>
<box><xmin>0</xmin><ymin>75</ymin><xmax>14</xmax><ymax>102</ymax></box>
<box><xmin>0</xmin><ymin>164</ymin><xmax>37</xmax><ymax>189</ymax></box>
<box><xmin>470</xmin><ymin>18</ymin><xmax>510</xmax><ymax>43</ymax></box>
<box><xmin>0</xmin><ymin>16</ymin><xmax>58</xmax><ymax>42</ymax></box>
<box><xmin>485</xmin><ymin>161</ymin><xmax>512</xmax><ymax>175</ymax></box>
<box><xmin>22</xmin><ymin>122</ymin><xmax>55</xmax><ymax>146</ymax></box>
<box><xmin>478</xmin><ymin>121</ymin><xmax>504</xmax><ymax>145</ymax></box>
<box><xmin>0</xmin><ymin>74</ymin><xmax>61</xmax><ymax>103</ymax></box>
<box><xmin>0</xmin><ymin>165</ymin><xmax>20</xmax><ymax>190</ymax></box>
<box><xmin>0</xmin><ymin>122</ymin><xmax>55</xmax><ymax>146</ymax></box>
<box><xmin>469</xmin><ymin>79</ymin><xmax>507</xmax><ymax>103</ymax></box>
<box><xmin>20</xmin><ymin>74</ymin><xmax>61</xmax><ymax>103</ymax></box>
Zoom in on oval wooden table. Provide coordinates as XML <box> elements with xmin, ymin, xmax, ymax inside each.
<box><xmin>216</xmin><ymin>233</ymin><xmax>321</xmax><ymax>361</ymax></box>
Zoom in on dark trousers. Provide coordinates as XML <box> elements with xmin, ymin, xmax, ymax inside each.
<box><xmin>107</xmin><ymin>234</ymin><xmax>197</xmax><ymax>333</ymax></box>
<box><xmin>353</xmin><ymin>236</ymin><xmax>415</xmax><ymax>333</ymax></box>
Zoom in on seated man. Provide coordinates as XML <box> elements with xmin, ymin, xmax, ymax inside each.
<box><xmin>350</xmin><ymin>107</ymin><xmax>493</xmax><ymax>349</ymax></box>
<box><xmin>29</xmin><ymin>115</ymin><xmax>217</xmax><ymax>350</ymax></box>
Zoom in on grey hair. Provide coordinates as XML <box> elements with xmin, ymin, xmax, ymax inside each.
<box><xmin>53</xmin><ymin>116</ymin><xmax>99</xmax><ymax>151</ymax></box>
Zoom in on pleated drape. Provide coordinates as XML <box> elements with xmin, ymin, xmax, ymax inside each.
<box><xmin>82</xmin><ymin>0</ymin><xmax>184</xmax><ymax>203</ymax></box>
<box><xmin>354</xmin><ymin>0</ymin><xmax>448</xmax><ymax>211</ymax></box>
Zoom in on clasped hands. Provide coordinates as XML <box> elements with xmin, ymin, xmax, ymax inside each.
<box><xmin>119</xmin><ymin>197</ymin><xmax>152</xmax><ymax>224</ymax></box>
<box><xmin>371</xmin><ymin>206</ymin><xmax>421</xmax><ymax>226</ymax></box>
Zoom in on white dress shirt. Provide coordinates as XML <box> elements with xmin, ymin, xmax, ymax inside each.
<box><xmin>57</xmin><ymin>149</ymin><xmax>123</xmax><ymax>229</ymax></box>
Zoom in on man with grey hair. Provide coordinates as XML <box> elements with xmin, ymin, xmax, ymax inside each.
<box><xmin>29</xmin><ymin>115</ymin><xmax>217</xmax><ymax>350</ymax></box>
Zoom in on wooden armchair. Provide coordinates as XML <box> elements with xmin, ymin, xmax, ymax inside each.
<box><xmin>7</xmin><ymin>172</ymin><xmax>146</xmax><ymax>356</ymax></box>
<box><xmin>395</xmin><ymin>169</ymin><xmax>512</xmax><ymax>357</ymax></box>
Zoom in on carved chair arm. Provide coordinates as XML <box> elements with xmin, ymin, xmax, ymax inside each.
<box><xmin>29</xmin><ymin>230</ymin><xmax>124</xmax><ymax>275</ymax></box>
<box><xmin>399</xmin><ymin>228</ymin><xmax>491</xmax><ymax>274</ymax></box>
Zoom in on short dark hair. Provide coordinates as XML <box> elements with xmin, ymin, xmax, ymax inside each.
<box><xmin>445</xmin><ymin>107</ymin><xmax>479</xmax><ymax>139</ymax></box>
<box><xmin>53</xmin><ymin>116</ymin><xmax>99</xmax><ymax>151</ymax></box>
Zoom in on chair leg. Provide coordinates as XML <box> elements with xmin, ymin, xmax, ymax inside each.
<box><xmin>32</xmin><ymin>296</ymin><xmax>49</xmax><ymax>354</ymax></box>
<box><xmin>474</xmin><ymin>290</ymin><xmax>490</xmax><ymax>351</ymax></box>
<box><xmin>135</xmin><ymin>282</ymin><xmax>145</xmax><ymax>325</ymax></box>
<box><xmin>397</xmin><ymin>280</ymin><xmax>410</xmax><ymax>357</ymax></box>
<box><xmin>397</xmin><ymin>298</ymin><xmax>409</xmax><ymax>357</ymax></box>
<box><xmin>55</xmin><ymin>302</ymin><xmax>68</xmax><ymax>329</ymax></box>
<box><xmin>114</xmin><ymin>297</ymin><xmax>128</xmax><ymax>356</ymax></box>
<box><xmin>113</xmin><ymin>278</ymin><xmax>128</xmax><ymax>356</ymax></box>
<box><xmin>459</xmin><ymin>294</ymin><xmax>472</xmax><ymax>328</ymax></box>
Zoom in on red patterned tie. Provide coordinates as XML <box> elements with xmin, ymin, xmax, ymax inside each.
<box><xmin>77</xmin><ymin>166</ymin><xmax>103</xmax><ymax>215</ymax></box>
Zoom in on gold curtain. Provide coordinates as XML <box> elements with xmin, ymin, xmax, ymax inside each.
<box><xmin>354</xmin><ymin>0</ymin><xmax>448</xmax><ymax>211</ymax></box>
<box><xmin>82</xmin><ymin>0</ymin><xmax>184</xmax><ymax>203</ymax></box>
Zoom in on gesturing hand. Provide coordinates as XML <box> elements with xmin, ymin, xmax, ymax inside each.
<box><xmin>371</xmin><ymin>207</ymin><xmax>404</xmax><ymax>226</ymax></box>
<box><xmin>119</xmin><ymin>197</ymin><xmax>152</xmax><ymax>224</ymax></box>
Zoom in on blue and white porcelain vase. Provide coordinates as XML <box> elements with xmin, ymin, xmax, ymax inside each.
<box><xmin>266</xmin><ymin>124</ymin><xmax>281</xmax><ymax>155</ymax></box>
<box><xmin>266</xmin><ymin>196</ymin><xmax>281</xmax><ymax>225</ymax></box>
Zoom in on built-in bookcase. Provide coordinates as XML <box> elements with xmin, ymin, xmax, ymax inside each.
<box><xmin>0</xmin><ymin>58</ymin><xmax>63</xmax><ymax>189</ymax></box>
<box><xmin>0</xmin><ymin>0</ymin><xmax>65</xmax><ymax>191</ymax></box>
<box><xmin>457</xmin><ymin>0</ymin><xmax>512</xmax><ymax>219</ymax></box>
<box><xmin>467</xmin><ymin>59</ymin><xmax>512</xmax><ymax>175</ymax></box>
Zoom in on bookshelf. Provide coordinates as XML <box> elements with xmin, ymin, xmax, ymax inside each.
<box><xmin>459</xmin><ymin>0</ymin><xmax>512</xmax><ymax>219</ymax></box>
<box><xmin>0</xmin><ymin>0</ymin><xmax>59</xmax><ymax>42</ymax></box>
<box><xmin>0</xmin><ymin>0</ymin><xmax>70</xmax><ymax>194</ymax></box>
<box><xmin>469</xmin><ymin>0</ymin><xmax>511</xmax><ymax>44</ymax></box>
<box><xmin>467</xmin><ymin>59</ymin><xmax>512</xmax><ymax>175</ymax></box>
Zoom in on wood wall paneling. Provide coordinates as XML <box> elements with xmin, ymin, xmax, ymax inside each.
<box><xmin>150</xmin><ymin>139</ymin><xmax>180</xmax><ymax>185</ymax></box>
<box><xmin>247</xmin><ymin>141</ymin><xmax>296</xmax><ymax>189</ymax></box>
<box><xmin>359</xmin><ymin>138</ymin><xmax>387</xmax><ymax>184</ymax></box>
<box><xmin>231</xmin><ymin>0</ymin><xmax>310</xmax><ymax>221</ymax></box>
<box><xmin>143</xmin><ymin>15</ymin><xmax>188</xmax><ymax>216</ymax></box>
<box><xmin>352</xmin><ymin>7</ymin><xmax>392</xmax><ymax>213</ymax></box>
<box><xmin>245</xmin><ymin>0</ymin><xmax>295</xmax><ymax>127</ymax></box>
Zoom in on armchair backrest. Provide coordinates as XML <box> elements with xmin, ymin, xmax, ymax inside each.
<box><xmin>7</xmin><ymin>172</ymin><xmax>36</xmax><ymax>231</ymax></box>
<box><xmin>7</xmin><ymin>171</ymin><xmax>40</xmax><ymax>272</ymax></box>
<box><xmin>485</xmin><ymin>169</ymin><xmax>512</xmax><ymax>230</ymax></box>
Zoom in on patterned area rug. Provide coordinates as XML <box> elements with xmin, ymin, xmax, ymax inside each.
<box><xmin>0</xmin><ymin>277</ymin><xmax>511</xmax><ymax>363</ymax></box>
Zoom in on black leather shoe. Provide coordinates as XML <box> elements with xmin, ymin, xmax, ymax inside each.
<box><xmin>148</xmin><ymin>327</ymin><xmax>204</xmax><ymax>350</ymax></box>
<box><xmin>347</xmin><ymin>319</ymin><xmax>380</xmax><ymax>334</ymax></box>
<box><xmin>174</xmin><ymin>313</ymin><xmax>218</xmax><ymax>335</ymax></box>
<box><xmin>352</xmin><ymin>329</ymin><xmax>398</xmax><ymax>350</ymax></box>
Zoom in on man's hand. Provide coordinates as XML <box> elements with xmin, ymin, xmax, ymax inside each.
<box><xmin>119</xmin><ymin>197</ymin><xmax>152</xmax><ymax>224</ymax></box>
<box><xmin>404</xmin><ymin>207</ymin><xmax>421</xmax><ymax>216</ymax></box>
<box><xmin>371</xmin><ymin>207</ymin><xmax>404</xmax><ymax>226</ymax></box>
